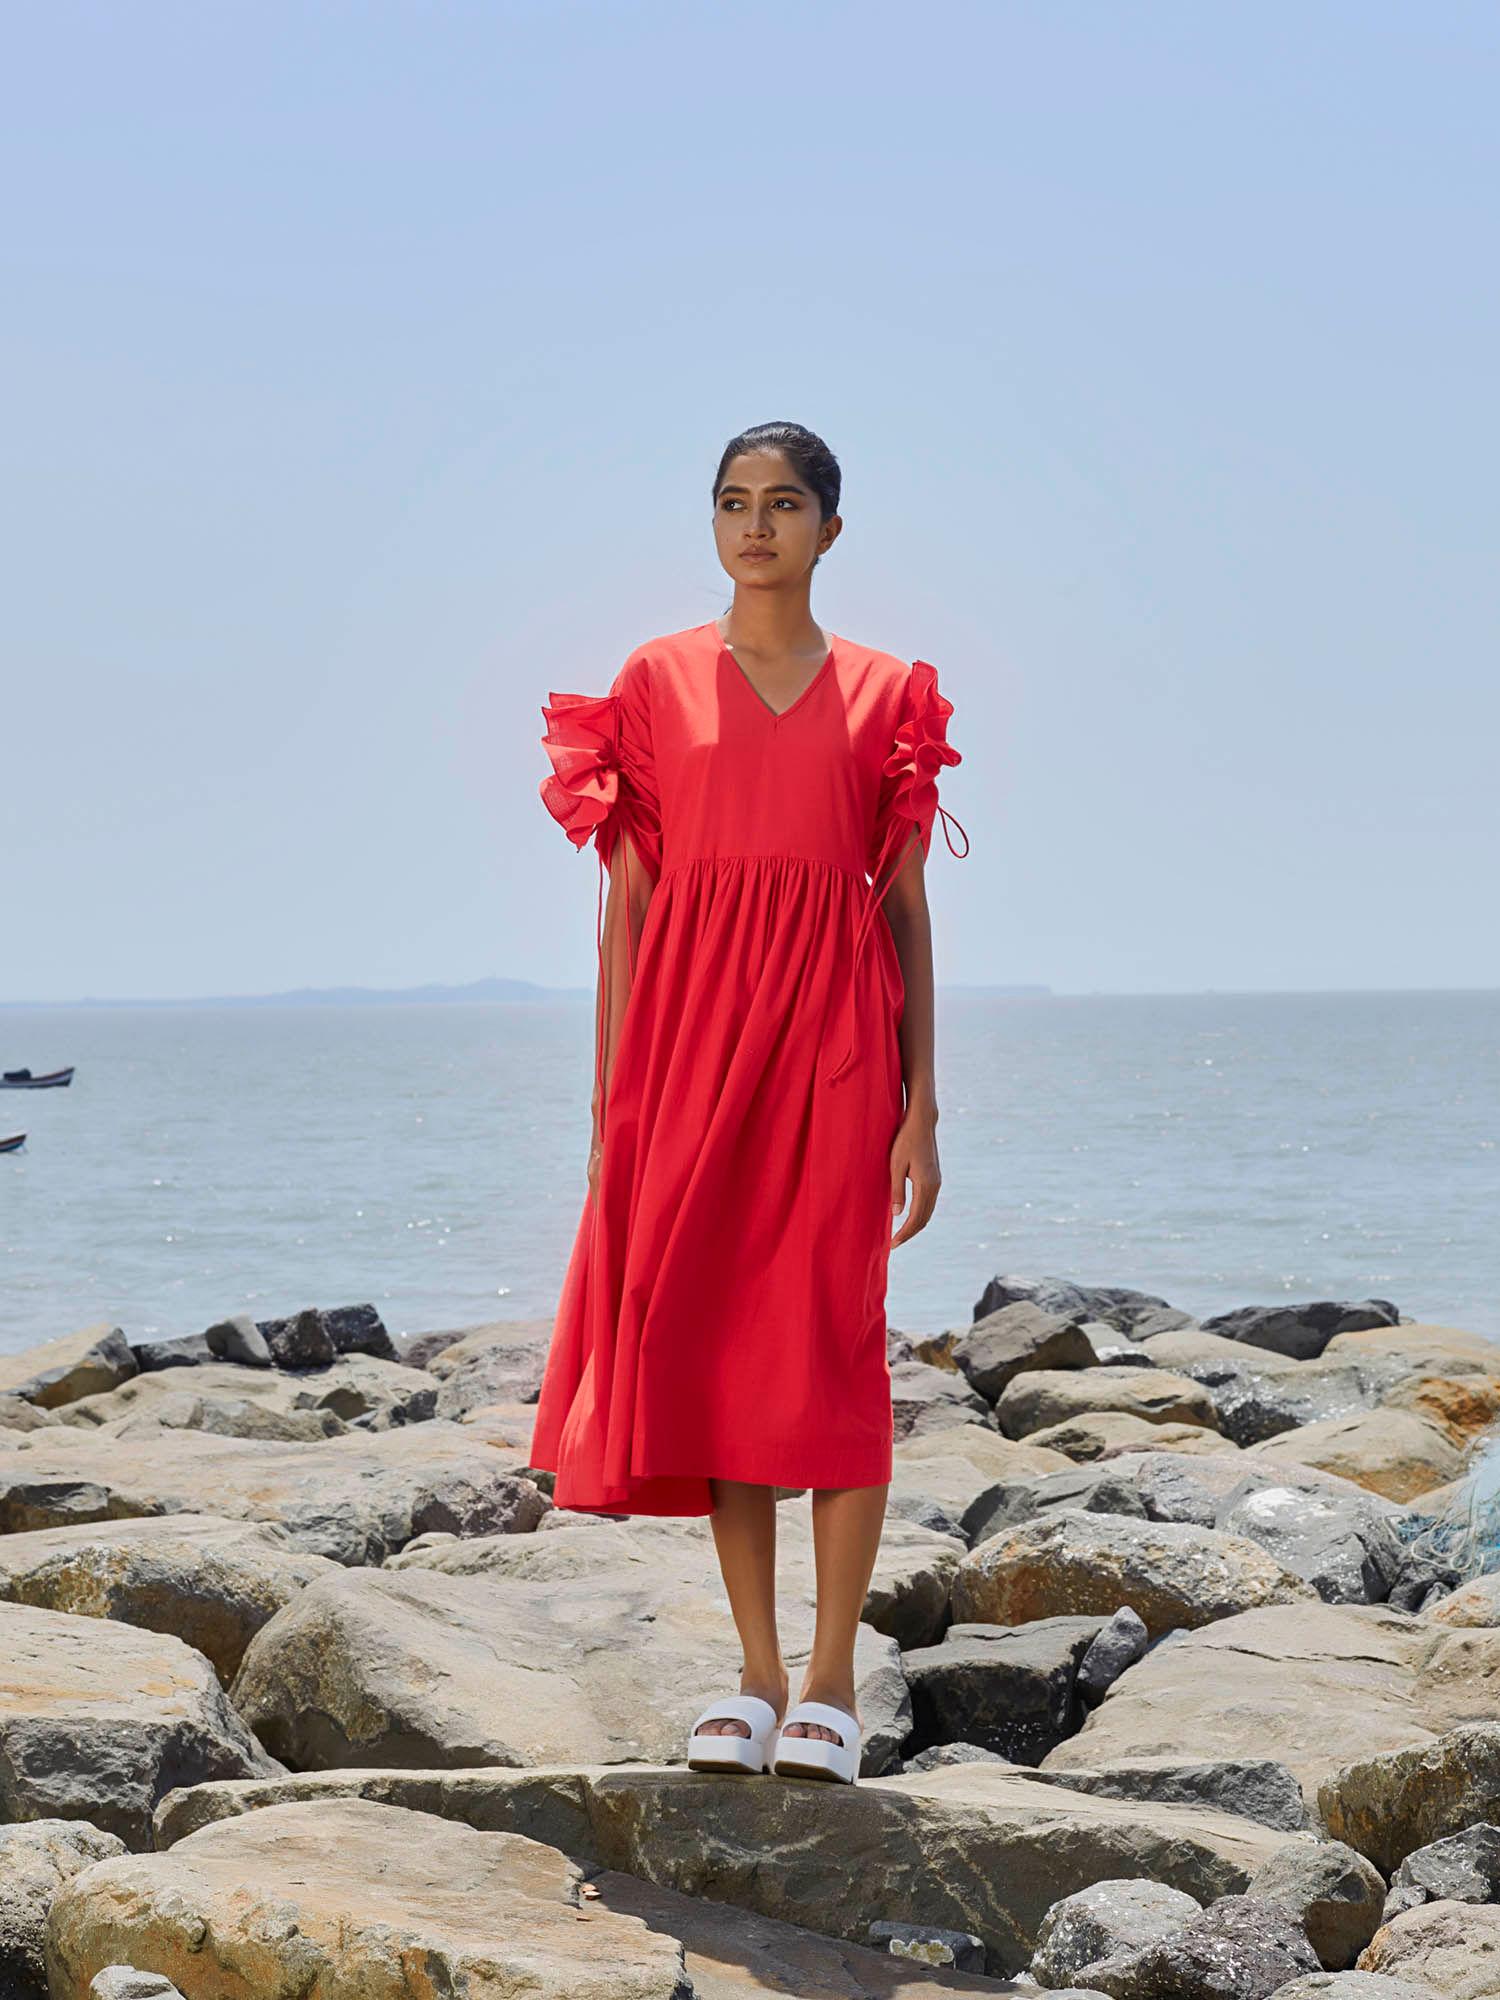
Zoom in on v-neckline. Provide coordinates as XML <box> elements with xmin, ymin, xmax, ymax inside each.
<box><xmin>708</xmin><ymin>622</ymin><xmax>837</xmax><ymax>722</ymax></box>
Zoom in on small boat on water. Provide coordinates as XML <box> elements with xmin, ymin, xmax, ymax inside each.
<box><xmin>0</xmin><ymin>1133</ymin><xmax>25</xmax><ymax>1152</ymax></box>
<box><xmin>0</xmin><ymin>1067</ymin><xmax>74</xmax><ymax>1089</ymax></box>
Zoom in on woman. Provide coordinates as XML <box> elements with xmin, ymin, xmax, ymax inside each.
<box><xmin>533</xmin><ymin>421</ymin><xmax>969</xmax><ymax>1786</ymax></box>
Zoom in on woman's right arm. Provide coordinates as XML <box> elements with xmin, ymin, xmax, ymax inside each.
<box><xmin>587</xmin><ymin>828</ymin><xmax>655</xmax><ymax>1198</ymax></box>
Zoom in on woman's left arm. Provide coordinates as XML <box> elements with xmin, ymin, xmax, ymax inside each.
<box><xmin>881</xmin><ymin>845</ymin><xmax>942</xmax><ymax>1246</ymax></box>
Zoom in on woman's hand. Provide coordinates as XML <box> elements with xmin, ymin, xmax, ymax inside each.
<box><xmin>586</xmin><ymin>1109</ymin><xmax>604</xmax><ymax>1202</ymax></box>
<box><xmin>890</xmin><ymin>1103</ymin><xmax>941</xmax><ymax>1246</ymax></box>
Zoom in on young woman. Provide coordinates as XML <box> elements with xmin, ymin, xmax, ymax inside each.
<box><xmin>532</xmin><ymin>421</ymin><xmax>969</xmax><ymax>1786</ymax></box>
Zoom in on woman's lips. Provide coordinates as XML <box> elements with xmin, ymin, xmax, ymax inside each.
<box><xmin>739</xmin><ymin>550</ymin><xmax>776</xmax><ymax>562</ymax></box>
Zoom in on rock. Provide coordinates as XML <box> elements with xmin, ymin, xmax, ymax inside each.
<box><xmin>1043</xmin><ymin>1605</ymin><xmax>1445</xmax><ymax>1815</ymax></box>
<box><xmin>1079</xmin><ymin>1893</ymin><xmax>1320</xmax><ymax>1997</ymax></box>
<box><xmin>1387</xmin><ymin>1823</ymin><xmax>1500</xmax><ymax>1909</ymax></box>
<box><xmin>1325</xmin><ymin>1323</ymin><xmax>1500</xmax><ymax>1383</ymax></box>
<box><xmin>1355</xmin><ymin>1898</ymin><xmax>1500</xmax><ymax>1991</ymax></box>
<box><xmin>1078</xmin><ymin>1607</ymin><xmax>1151</xmax><ymax>1703</ymax></box>
<box><xmin>902</xmin><ymin>1615</ymin><xmax>1108</xmax><ymax>1764</ymax></box>
<box><xmin>130</xmin><ymin>1332</ymin><xmax>215</xmax><ymax>1371</ymax></box>
<box><xmin>1248</xmin><ymin>1840</ymin><xmax>1388</xmax><ymax>1970</ymax></box>
<box><xmin>0</xmin><ymin>1395</ymin><xmax>65</xmax><ymax>1434</ymax></box>
<box><xmin>1216</xmin><ymin>1471</ymin><xmax>1408</xmax><ymax>1604</ymax></box>
<box><xmin>865</xmin><ymin>1917</ymin><xmax>986</xmax><ymax>1971</ymax></box>
<box><xmin>889</xmin><ymin>1359</ymin><xmax>995</xmax><ymax>1440</ymax></box>
<box><xmin>1319</xmin><ymin>1724</ymin><xmax>1500</xmax><ymax>1874</ymax></box>
<box><xmin>1383</xmin><ymin>1373</ymin><xmax>1500</xmax><ymax>1449</ymax></box>
<box><xmin>971</xmin><ymin>1461</ymin><xmax>1149</xmax><ymax>1540</ymax></box>
<box><xmin>0</xmin><ymin>1324</ymin><xmax>137</xmax><ymax>1409</ymax></box>
<box><xmin>951</xmin><ymin>1508</ymin><xmax>1315</xmax><ymax>1640</ymax></box>
<box><xmin>0</xmin><ymin>1513</ymin><xmax>342</xmax><ymax>1683</ymax></box>
<box><xmin>893</xmin><ymin>1421</ymin><xmax>1073</xmax><ymax>1482</ymax></box>
<box><xmin>145</xmin><ymin>1756</ymin><xmax>1293</xmax><ymax>1978</ymax></box>
<box><xmin>258</xmin><ymin>1306</ymin><xmax>336</xmax><ymax>1369</ymax></box>
<box><xmin>0</xmin><ymin>1419</ymin><xmax>547</xmax><ymax>1564</ymax></box>
<box><xmin>45</xmin><ymin>1796</ymin><xmax>689</xmax><ymax>1998</ymax></box>
<box><xmin>1030</xmin><ymin>1878</ymin><xmax>1200</xmax><ymax>1987</ymax></box>
<box><xmin>971</xmin><ymin>1278</ymin><xmax>1182</xmax><ymax>1342</ymax></box>
<box><xmin>1031</xmin><ymin>1760</ymin><xmax>1309</xmax><ymax>1833</ymax></box>
<box><xmin>89</xmin><ymin>1971</ymin><xmax>188</xmax><ymax>1998</ymax></box>
<box><xmin>0</xmin><ymin>1820</ymin><xmax>127</xmax><ymax>2000</ymax></box>
<box><xmin>1132</xmin><ymin>1449</ymin><xmax>1267</xmax><ymax>1525</ymax></box>
<box><xmin>1424</xmin><ymin>1574</ymin><xmax>1500</xmax><ymax>1626</ymax></box>
<box><xmin>949</xmin><ymin>1303</ymin><xmax>1099</xmax><ymax>1404</ymax></box>
<box><xmin>202</xmin><ymin>1315</ymin><xmax>272</xmax><ymax>1367</ymax></box>
<box><xmin>902</xmin><ymin>1741</ymin><xmax>1013</xmax><ymax>1771</ymax></box>
<box><xmin>0</xmin><ymin>1603</ymin><xmax>282</xmax><ymax>1849</ymax></box>
<box><xmin>997</xmin><ymin>1367</ymin><xmax>1221</xmax><ymax>1442</ymax></box>
<box><xmin>232</xmin><ymin>1509</ymin><xmax>952</xmax><ymax>1773</ymax></box>
<box><xmin>318</xmin><ymin>1302</ymin><xmax>401</xmax><ymax>1363</ymax></box>
<box><xmin>1201</xmin><ymin>1301</ymin><xmax>1400</xmax><ymax>1362</ymax></box>
<box><xmin>1267</xmin><ymin>1976</ymin><xmax>1439</xmax><ymax>1998</ymax></box>
<box><xmin>50</xmin><ymin>1355</ymin><xmax>437</xmax><ymax>1434</ymax></box>
<box><xmin>1247</xmin><ymin>1411</ymin><xmax>1465</xmax><ymax>1504</ymax></box>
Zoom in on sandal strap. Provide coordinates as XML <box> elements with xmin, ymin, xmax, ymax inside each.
<box><xmin>690</xmin><ymin>1693</ymin><xmax>780</xmax><ymax>1737</ymax></box>
<box><xmin>781</xmin><ymin>1699</ymin><xmax>860</xmax><ymax>1746</ymax></box>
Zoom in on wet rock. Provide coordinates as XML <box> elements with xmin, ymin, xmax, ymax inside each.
<box><xmin>203</xmin><ymin>1315</ymin><xmax>272</xmax><ymax>1367</ymax></box>
<box><xmin>1247</xmin><ymin>1839</ymin><xmax>1388</xmax><ymax>1970</ymax></box>
<box><xmin>1355</xmin><ymin>1898</ymin><xmax>1500</xmax><ymax>1990</ymax></box>
<box><xmin>952</xmin><ymin>1508</ymin><xmax>1315</xmax><ymax>1640</ymax></box>
<box><xmin>1030</xmin><ymin>1878</ymin><xmax>1200</xmax><ymax>1987</ymax></box>
<box><xmin>902</xmin><ymin>1615</ymin><xmax>1108</xmax><ymax>1764</ymax></box>
<box><xmin>1216</xmin><ymin>1472</ymin><xmax>1407</xmax><ymax>1604</ymax></box>
<box><xmin>0</xmin><ymin>1603</ymin><xmax>282</xmax><ymax>1849</ymax></box>
<box><xmin>0</xmin><ymin>1820</ymin><xmax>127</xmax><ymax>2000</ymax></box>
<box><xmin>1079</xmin><ymin>1893</ymin><xmax>1320</xmax><ymax>1997</ymax></box>
<box><xmin>1201</xmin><ymin>1301</ymin><xmax>1400</xmax><ymax>1363</ymax></box>
<box><xmin>949</xmin><ymin>1303</ymin><xmax>1098</xmax><ymax>1405</ymax></box>
<box><xmin>1078</xmin><ymin>1607</ymin><xmax>1151</xmax><ymax>1703</ymax></box>
<box><xmin>0</xmin><ymin>1324</ymin><xmax>136</xmax><ymax>1410</ymax></box>
<box><xmin>997</xmin><ymin>1367</ymin><xmax>1221</xmax><ymax>1442</ymax></box>
<box><xmin>1030</xmin><ymin>1759</ymin><xmax>1309</xmax><ymax>1833</ymax></box>
<box><xmin>0</xmin><ymin>1512</ymin><xmax>342</xmax><ymax>1683</ymax></box>
<box><xmin>1247</xmin><ymin>1411</ymin><xmax>1464</xmax><ymax>1505</ymax></box>
<box><xmin>46</xmin><ymin>1796</ymin><xmax>688</xmax><ymax>1998</ymax></box>
<box><xmin>1318</xmin><ymin>1723</ymin><xmax>1500</xmax><ymax>1875</ymax></box>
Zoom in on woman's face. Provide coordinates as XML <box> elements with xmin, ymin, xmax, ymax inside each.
<box><xmin>712</xmin><ymin>449</ymin><xmax>840</xmax><ymax>588</ymax></box>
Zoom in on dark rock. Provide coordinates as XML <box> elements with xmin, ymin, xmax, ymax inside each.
<box><xmin>972</xmin><ymin>1277</ymin><xmax>1183</xmax><ymax>1343</ymax></box>
<box><xmin>1028</xmin><ymin>1759</ymin><xmax>1309</xmax><ymax>1834</ymax></box>
<box><xmin>1215</xmin><ymin>1473</ymin><xmax>1406</xmax><ymax>1605</ymax></box>
<box><xmin>259</xmin><ymin>1308</ymin><xmax>336</xmax><ymax>1370</ymax></box>
<box><xmin>1031</xmin><ymin>1878</ymin><xmax>1199</xmax><ymax>1987</ymax></box>
<box><xmin>950</xmin><ymin>1302</ymin><xmax>1097</xmax><ymax>1404</ymax></box>
<box><xmin>866</xmin><ymin>1918</ymin><xmax>986</xmax><ymax>1971</ymax></box>
<box><xmin>1079</xmin><ymin>1893</ymin><xmax>1319</xmax><ymax>1997</ymax></box>
<box><xmin>1246</xmin><ymin>1839</ymin><xmax>1387</xmax><ymax>1970</ymax></box>
<box><xmin>1386</xmin><ymin>1820</ymin><xmax>1500</xmax><ymax>1912</ymax></box>
<box><xmin>971</xmin><ymin>1463</ymin><xmax>1149</xmax><ymax>1541</ymax></box>
<box><xmin>1200</xmin><ymin>1302</ymin><xmax>1400</xmax><ymax>1364</ymax></box>
<box><xmin>902</xmin><ymin>1615</ymin><xmax>1107</xmax><ymax>1765</ymax></box>
<box><xmin>889</xmin><ymin>1360</ymin><xmax>994</xmax><ymax>1441</ymax></box>
<box><xmin>1077</xmin><ymin>1607</ymin><xmax>1150</xmax><ymax>1704</ymax></box>
<box><xmin>202</xmin><ymin>1315</ymin><xmax>273</xmax><ymax>1368</ymax></box>
<box><xmin>899</xmin><ymin>1740</ymin><xmax>1011</xmax><ymax>1772</ymax></box>
<box><xmin>321</xmin><ymin>1304</ymin><xmax>400</xmax><ymax>1364</ymax></box>
<box><xmin>129</xmin><ymin>1333</ymin><xmax>213</xmax><ymax>1372</ymax></box>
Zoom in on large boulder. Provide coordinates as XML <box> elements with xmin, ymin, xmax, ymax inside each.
<box><xmin>1247</xmin><ymin>1839</ymin><xmax>1388</xmax><ymax>1970</ymax></box>
<box><xmin>901</xmin><ymin>1615</ymin><xmax>1108</xmax><ymax>1764</ymax></box>
<box><xmin>1031</xmin><ymin>1759</ymin><xmax>1309</xmax><ymax>1833</ymax></box>
<box><xmin>0</xmin><ymin>1820</ymin><xmax>128</xmax><ymax>2000</ymax></box>
<box><xmin>0</xmin><ymin>1603</ymin><xmax>282</xmax><ymax>1850</ymax></box>
<box><xmin>54</xmin><ymin>1354</ymin><xmax>438</xmax><ymax>1433</ymax></box>
<box><xmin>0</xmin><ymin>1420</ymin><xmax>547</xmax><ymax>1564</ymax></box>
<box><xmin>889</xmin><ymin>1359</ymin><xmax>995</xmax><ymax>1440</ymax></box>
<box><xmin>0</xmin><ymin>1325</ymin><xmax>136</xmax><ymax>1410</ymax></box>
<box><xmin>1324</xmin><ymin>1322</ymin><xmax>1500</xmax><ymax>1382</ymax></box>
<box><xmin>1318</xmin><ymin>1723</ymin><xmax>1500</xmax><ymax>1875</ymax></box>
<box><xmin>1246</xmin><ymin>1410</ymin><xmax>1464</xmax><ymax>1504</ymax></box>
<box><xmin>1077</xmin><ymin>1893</ymin><xmax>1321</xmax><ymax>1996</ymax></box>
<box><xmin>144</xmin><ymin>1757</ymin><xmax>1293</xmax><ymax>1978</ymax></box>
<box><xmin>0</xmin><ymin>1513</ymin><xmax>342</xmax><ymax>1683</ymax></box>
<box><xmin>996</xmin><ymin>1367</ymin><xmax>1221</xmax><ymax>1442</ymax></box>
<box><xmin>947</xmin><ymin>1302</ymin><xmax>1098</xmax><ymax>1404</ymax></box>
<box><xmin>1355</xmin><ymin>1898</ymin><xmax>1500</xmax><ymax>1992</ymax></box>
<box><xmin>951</xmin><ymin>1509</ymin><xmax>1315</xmax><ymax>1639</ymax></box>
<box><xmin>1424</xmin><ymin>1574</ymin><xmax>1500</xmax><ymax>1627</ymax></box>
<box><xmin>44</xmin><ymin>1797</ymin><xmax>688</xmax><ymax>1998</ymax></box>
<box><xmin>1200</xmin><ymin>1301</ymin><xmax>1399</xmax><ymax>1362</ymax></box>
<box><xmin>1029</xmin><ymin>1878</ymin><xmax>1200</xmax><ymax>1987</ymax></box>
<box><xmin>1214</xmin><ymin>1470</ymin><xmax>1407</xmax><ymax>1605</ymax></box>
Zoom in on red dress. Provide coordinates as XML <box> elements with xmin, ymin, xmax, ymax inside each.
<box><xmin>530</xmin><ymin>621</ymin><xmax>969</xmax><ymax>1516</ymax></box>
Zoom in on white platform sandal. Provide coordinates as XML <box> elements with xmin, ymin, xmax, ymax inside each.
<box><xmin>685</xmin><ymin>1692</ymin><xmax>782</xmax><ymax>1775</ymax></box>
<box><xmin>771</xmin><ymin>1699</ymin><xmax>862</xmax><ymax>1784</ymax></box>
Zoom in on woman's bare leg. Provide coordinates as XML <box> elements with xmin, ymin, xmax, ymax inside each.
<box><xmin>695</xmin><ymin>1478</ymin><xmax>790</xmax><ymax>1735</ymax></box>
<box><xmin>781</xmin><ymin>1481</ymin><xmax>889</xmax><ymax>1742</ymax></box>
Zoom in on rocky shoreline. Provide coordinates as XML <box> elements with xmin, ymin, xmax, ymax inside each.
<box><xmin>1</xmin><ymin>1279</ymin><xmax>1498</xmax><ymax>1996</ymax></box>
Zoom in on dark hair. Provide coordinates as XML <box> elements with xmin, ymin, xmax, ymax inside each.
<box><xmin>712</xmin><ymin>422</ymin><xmax>841</xmax><ymax>522</ymax></box>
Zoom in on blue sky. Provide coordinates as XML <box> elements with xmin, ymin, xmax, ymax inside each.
<box><xmin>4</xmin><ymin>1</ymin><xmax>1495</xmax><ymax>1001</ymax></box>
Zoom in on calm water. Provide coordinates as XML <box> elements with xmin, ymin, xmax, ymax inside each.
<box><xmin>1</xmin><ymin>991</ymin><xmax>1496</xmax><ymax>1359</ymax></box>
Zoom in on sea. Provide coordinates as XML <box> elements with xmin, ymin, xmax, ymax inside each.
<box><xmin>1</xmin><ymin>989</ymin><xmax>1496</xmax><ymax>1361</ymax></box>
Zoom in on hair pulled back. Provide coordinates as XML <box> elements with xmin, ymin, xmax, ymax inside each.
<box><xmin>712</xmin><ymin>422</ymin><xmax>841</xmax><ymax>523</ymax></box>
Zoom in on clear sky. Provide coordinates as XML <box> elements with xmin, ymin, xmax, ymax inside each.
<box><xmin>4</xmin><ymin>1</ymin><xmax>1495</xmax><ymax>1002</ymax></box>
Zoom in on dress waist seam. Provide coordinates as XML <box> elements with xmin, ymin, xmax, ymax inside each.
<box><xmin>657</xmin><ymin>852</ymin><xmax>869</xmax><ymax>887</ymax></box>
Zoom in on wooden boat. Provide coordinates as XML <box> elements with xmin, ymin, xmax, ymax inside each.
<box><xmin>0</xmin><ymin>1133</ymin><xmax>25</xmax><ymax>1152</ymax></box>
<box><xmin>0</xmin><ymin>1067</ymin><xmax>74</xmax><ymax>1089</ymax></box>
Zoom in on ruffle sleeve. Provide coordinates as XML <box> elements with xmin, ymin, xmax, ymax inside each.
<box><xmin>824</xmin><ymin>660</ymin><xmax>970</xmax><ymax>1086</ymax></box>
<box><xmin>539</xmin><ymin>654</ymin><xmax>663</xmax><ymax>1110</ymax></box>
